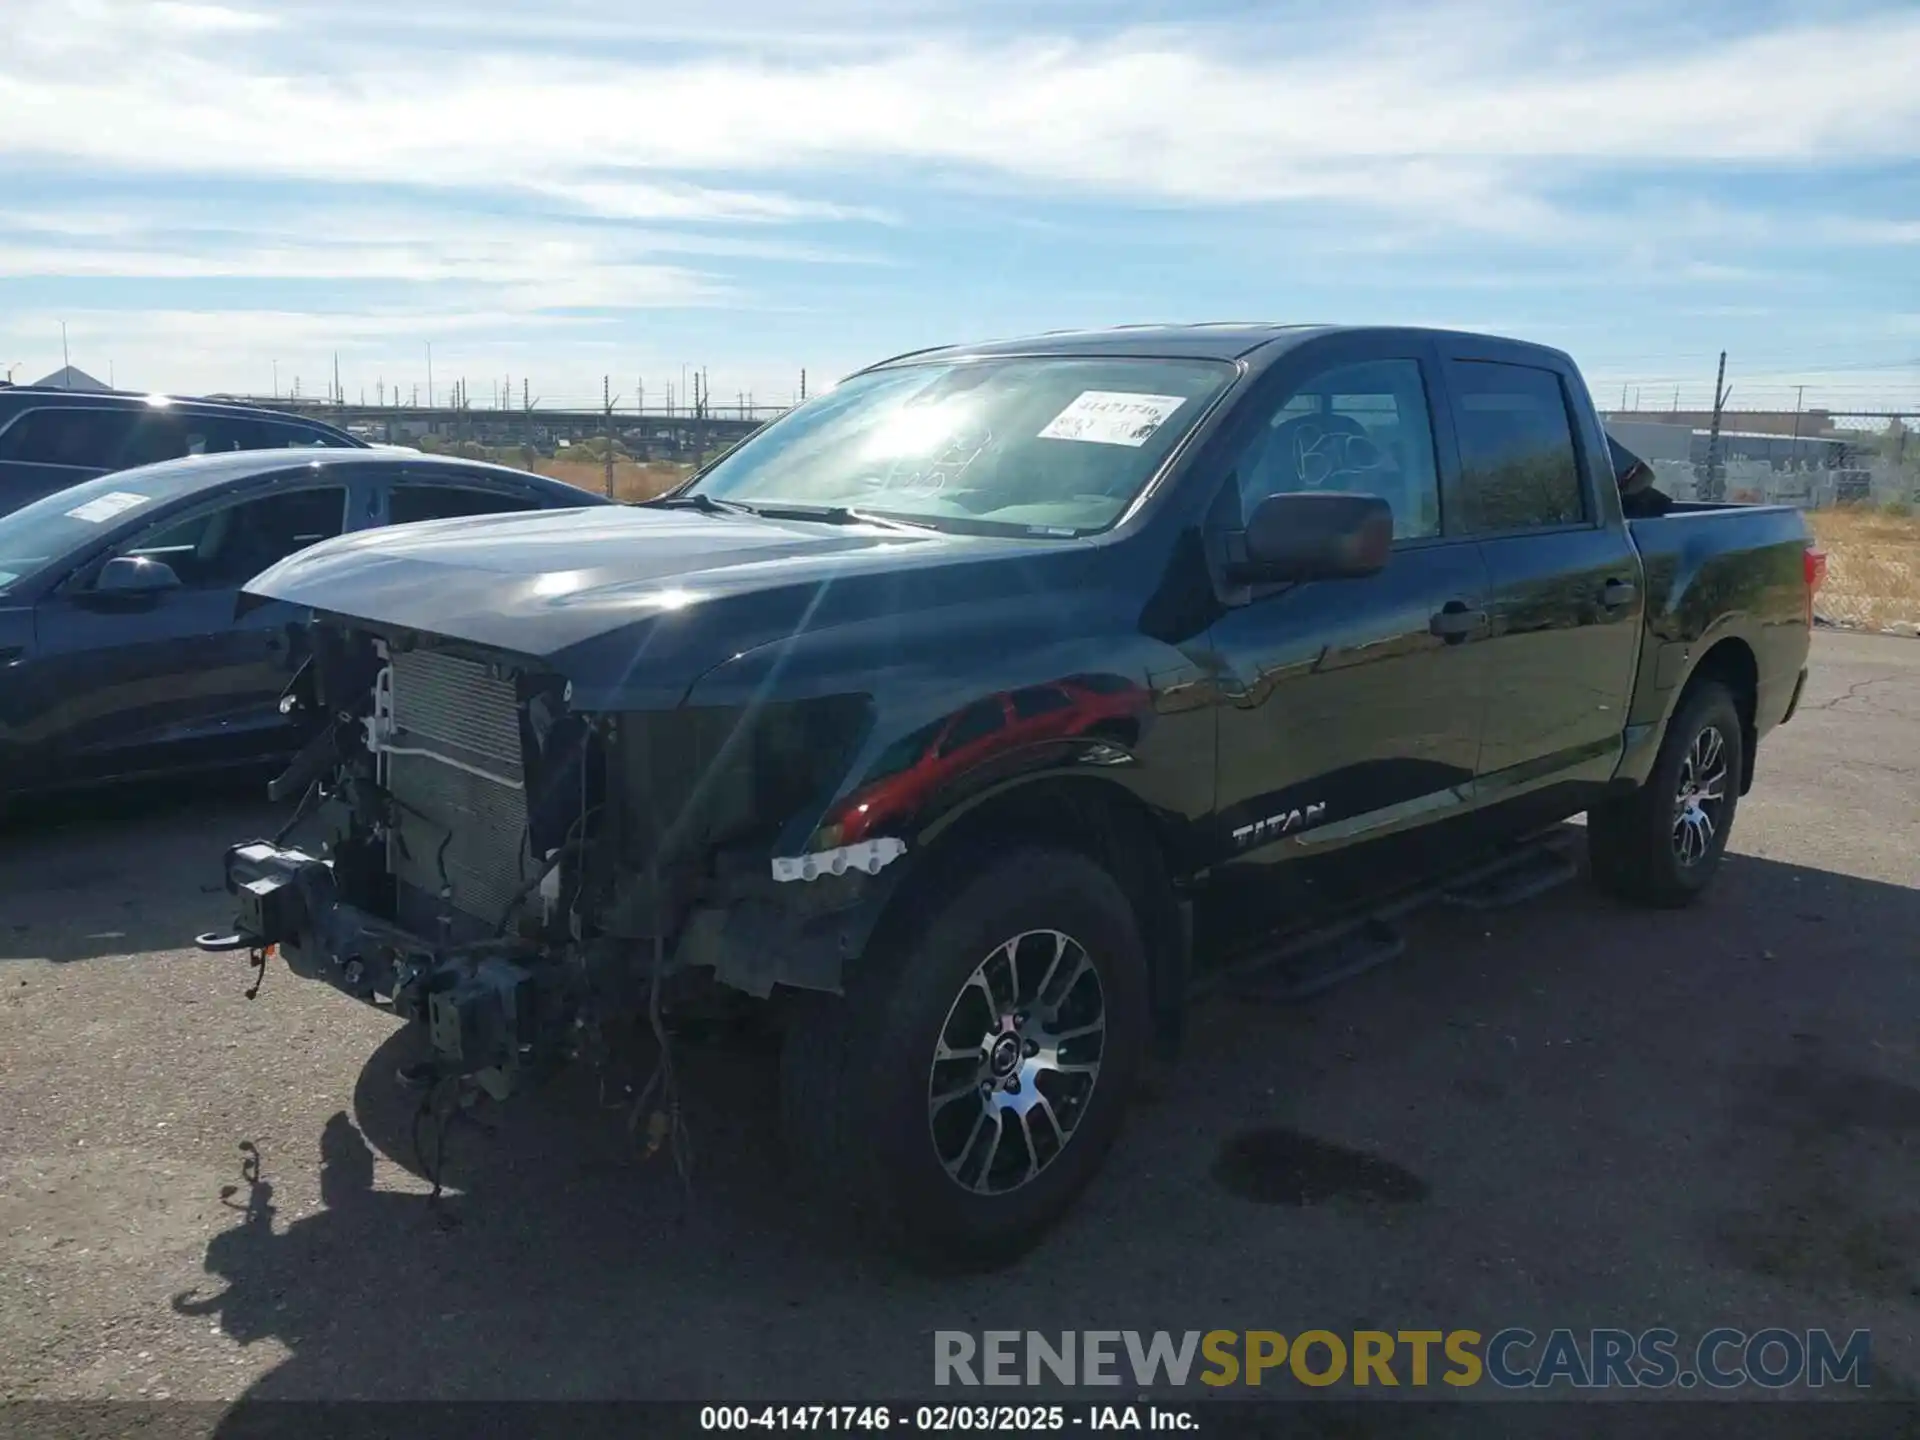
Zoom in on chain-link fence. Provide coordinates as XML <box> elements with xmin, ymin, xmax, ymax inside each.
<box><xmin>1641</xmin><ymin>458</ymin><xmax>1920</xmax><ymax>634</ymax></box>
<box><xmin>1807</xmin><ymin>504</ymin><xmax>1920</xmax><ymax>634</ymax></box>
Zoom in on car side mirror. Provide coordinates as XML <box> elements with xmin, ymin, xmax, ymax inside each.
<box><xmin>94</xmin><ymin>555</ymin><xmax>183</xmax><ymax>596</ymax></box>
<box><xmin>1225</xmin><ymin>492</ymin><xmax>1394</xmax><ymax>584</ymax></box>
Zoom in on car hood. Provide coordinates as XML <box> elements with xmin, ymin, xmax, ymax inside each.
<box><xmin>243</xmin><ymin>504</ymin><xmax>1063</xmax><ymax>709</ymax></box>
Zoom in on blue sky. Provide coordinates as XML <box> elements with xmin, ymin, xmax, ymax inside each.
<box><xmin>1</xmin><ymin>0</ymin><xmax>1916</xmax><ymax>415</ymax></box>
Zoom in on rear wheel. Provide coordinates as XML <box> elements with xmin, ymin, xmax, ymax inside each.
<box><xmin>1588</xmin><ymin>680</ymin><xmax>1744</xmax><ymax>907</ymax></box>
<box><xmin>780</xmin><ymin>845</ymin><xmax>1149</xmax><ymax>1269</ymax></box>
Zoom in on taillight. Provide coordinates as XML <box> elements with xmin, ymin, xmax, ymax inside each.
<box><xmin>1804</xmin><ymin>546</ymin><xmax>1828</xmax><ymax>593</ymax></box>
<box><xmin>1804</xmin><ymin>545</ymin><xmax>1827</xmax><ymax>627</ymax></box>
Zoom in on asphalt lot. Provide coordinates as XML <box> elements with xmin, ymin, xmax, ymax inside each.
<box><xmin>1</xmin><ymin>630</ymin><xmax>1916</xmax><ymax>1408</ymax></box>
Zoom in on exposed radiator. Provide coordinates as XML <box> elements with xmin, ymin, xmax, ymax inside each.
<box><xmin>384</xmin><ymin>648</ymin><xmax>533</xmax><ymax>925</ymax></box>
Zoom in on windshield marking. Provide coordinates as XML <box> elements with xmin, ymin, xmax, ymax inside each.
<box><xmin>64</xmin><ymin>491</ymin><xmax>151</xmax><ymax>523</ymax></box>
<box><xmin>1037</xmin><ymin>391</ymin><xmax>1187</xmax><ymax>448</ymax></box>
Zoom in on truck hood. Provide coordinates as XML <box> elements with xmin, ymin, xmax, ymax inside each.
<box><xmin>244</xmin><ymin>504</ymin><xmax>1065</xmax><ymax>709</ymax></box>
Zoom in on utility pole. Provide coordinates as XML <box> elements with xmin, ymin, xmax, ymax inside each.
<box><xmin>333</xmin><ymin>352</ymin><xmax>341</xmax><ymax>405</ymax></box>
<box><xmin>1789</xmin><ymin>384</ymin><xmax>1806</xmax><ymax>464</ymax></box>
<box><xmin>800</xmin><ymin>368</ymin><xmax>807</xmax><ymax>402</ymax></box>
<box><xmin>638</xmin><ymin>375</ymin><xmax>644</xmax><ymax>416</ymax></box>
<box><xmin>272</xmin><ymin>359</ymin><xmax>279</xmax><ymax>398</ymax></box>
<box><xmin>60</xmin><ymin>322</ymin><xmax>70</xmax><ymax>384</ymax></box>
<box><xmin>1620</xmin><ymin>383</ymin><xmax>1628</xmax><ymax>410</ymax></box>
<box><xmin>603</xmin><ymin>374</ymin><xmax>615</xmax><ymax>497</ymax></box>
<box><xmin>694</xmin><ymin>368</ymin><xmax>706</xmax><ymax>466</ymax></box>
<box><xmin>1704</xmin><ymin>351</ymin><xmax>1729</xmax><ymax>503</ymax></box>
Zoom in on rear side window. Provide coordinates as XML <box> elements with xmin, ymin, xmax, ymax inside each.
<box><xmin>390</xmin><ymin>485</ymin><xmax>540</xmax><ymax>525</ymax></box>
<box><xmin>1448</xmin><ymin>362</ymin><xmax>1587</xmax><ymax>533</ymax></box>
<box><xmin>259</xmin><ymin>422</ymin><xmax>351</xmax><ymax>449</ymax></box>
<box><xmin>0</xmin><ymin>408</ymin><xmax>144</xmax><ymax>469</ymax></box>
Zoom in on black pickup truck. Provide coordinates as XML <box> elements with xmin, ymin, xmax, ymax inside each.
<box><xmin>202</xmin><ymin>325</ymin><xmax>1822</xmax><ymax>1266</ymax></box>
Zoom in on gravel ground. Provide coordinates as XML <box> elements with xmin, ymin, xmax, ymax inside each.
<box><xmin>1</xmin><ymin>630</ymin><xmax>1916</xmax><ymax>1406</ymax></box>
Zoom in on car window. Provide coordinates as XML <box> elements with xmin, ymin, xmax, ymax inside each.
<box><xmin>390</xmin><ymin>484</ymin><xmax>540</xmax><ymax>525</ymax></box>
<box><xmin>937</xmin><ymin>699</ymin><xmax>1006</xmax><ymax>757</ymax></box>
<box><xmin>1235</xmin><ymin>359</ymin><xmax>1441</xmax><ymax>540</ymax></box>
<box><xmin>0</xmin><ymin>408</ymin><xmax>144</xmax><ymax>470</ymax></box>
<box><xmin>122</xmin><ymin>487</ymin><xmax>346</xmax><ymax>590</ymax></box>
<box><xmin>260</xmin><ymin>422</ymin><xmax>352</xmax><ymax>449</ymax></box>
<box><xmin>1448</xmin><ymin>361</ymin><xmax>1586</xmax><ymax>533</ymax></box>
<box><xmin>1010</xmin><ymin>685</ymin><xmax>1074</xmax><ymax>720</ymax></box>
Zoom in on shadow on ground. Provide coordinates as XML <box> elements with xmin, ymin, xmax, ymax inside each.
<box><xmin>0</xmin><ymin>775</ymin><xmax>284</xmax><ymax>963</ymax></box>
<box><xmin>165</xmin><ymin>839</ymin><xmax>1920</xmax><ymax>1407</ymax></box>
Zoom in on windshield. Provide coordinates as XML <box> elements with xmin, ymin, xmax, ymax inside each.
<box><xmin>0</xmin><ymin>470</ymin><xmax>185</xmax><ymax>593</ymax></box>
<box><xmin>684</xmin><ymin>356</ymin><xmax>1235</xmax><ymax>535</ymax></box>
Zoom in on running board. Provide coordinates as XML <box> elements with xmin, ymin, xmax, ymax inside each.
<box><xmin>1221</xmin><ymin>916</ymin><xmax>1407</xmax><ymax>1004</ymax></box>
<box><xmin>1201</xmin><ymin>828</ymin><xmax>1577</xmax><ymax>1006</ymax></box>
<box><xmin>1438</xmin><ymin>840</ymin><xmax>1578</xmax><ymax>911</ymax></box>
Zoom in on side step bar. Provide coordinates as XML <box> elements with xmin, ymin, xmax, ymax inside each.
<box><xmin>1208</xmin><ymin>830</ymin><xmax>1582</xmax><ymax>1005</ymax></box>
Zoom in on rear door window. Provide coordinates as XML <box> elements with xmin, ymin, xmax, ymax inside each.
<box><xmin>390</xmin><ymin>484</ymin><xmax>541</xmax><ymax>525</ymax></box>
<box><xmin>1447</xmin><ymin>361</ymin><xmax>1588</xmax><ymax>533</ymax></box>
<box><xmin>0</xmin><ymin>408</ymin><xmax>143</xmax><ymax>470</ymax></box>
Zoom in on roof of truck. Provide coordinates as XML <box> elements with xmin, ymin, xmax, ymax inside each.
<box><xmin>862</xmin><ymin>323</ymin><xmax>1567</xmax><ymax>371</ymax></box>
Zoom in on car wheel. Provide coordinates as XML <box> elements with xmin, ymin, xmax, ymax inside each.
<box><xmin>1588</xmin><ymin>679</ymin><xmax>1744</xmax><ymax>908</ymax></box>
<box><xmin>780</xmin><ymin>844</ymin><xmax>1149</xmax><ymax>1269</ymax></box>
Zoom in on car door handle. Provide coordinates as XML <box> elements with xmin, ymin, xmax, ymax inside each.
<box><xmin>1429</xmin><ymin>602</ymin><xmax>1488</xmax><ymax>643</ymax></box>
<box><xmin>1600</xmin><ymin>579</ymin><xmax>1638</xmax><ymax>609</ymax></box>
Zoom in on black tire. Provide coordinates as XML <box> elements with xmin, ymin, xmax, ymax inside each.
<box><xmin>1588</xmin><ymin>679</ymin><xmax>1745</xmax><ymax>908</ymax></box>
<box><xmin>779</xmin><ymin>844</ymin><xmax>1150</xmax><ymax>1269</ymax></box>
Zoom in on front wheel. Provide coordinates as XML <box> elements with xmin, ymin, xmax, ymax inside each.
<box><xmin>780</xmin><ymin>845</ymin><xmax>1150</xmax><ymax>1269</ymax></box>
<box><xmin>1588</xmin><ymin>680</ymin><xmax>1745</xmax><ymax>908</ymax></box>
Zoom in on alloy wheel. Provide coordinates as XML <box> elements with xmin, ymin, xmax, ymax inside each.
<box><xmin>927</xmin><ymin>929</ymin><xmax>1106</xmax><ymax>1195</ymax></box>
<box><xmin>1672</xmin><ymin>723</ymin><xmax>1730</xmax><ymax>867</ymax></box>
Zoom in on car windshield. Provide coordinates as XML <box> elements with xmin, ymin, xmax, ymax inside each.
<box><xmin>682</xmin><ymin>356</ymin><xmax>1235</xmax><ymax>535</ymax></box>
<box><xmin>0</xmin><ymin>469</ymin><xmax>190</xmax><ymax>593</ymax></box>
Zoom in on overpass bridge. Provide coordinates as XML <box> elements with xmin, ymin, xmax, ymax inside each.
<box><xmin>224</xmin><ymin>398</ymin><xmax>781</xmax><ymax>457</ymax></box>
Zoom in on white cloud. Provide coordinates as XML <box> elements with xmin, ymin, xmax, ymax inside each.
<box><xmin>149</xmin><ymin>2</ymin><xmax>278</xmax><ymax>32</ymax></box>
<box><xmin>5</xmin><ymin>3</ymin><xmax>1918</xmax><ymax>216</ymax></box>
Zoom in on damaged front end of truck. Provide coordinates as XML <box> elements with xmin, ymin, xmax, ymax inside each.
<box><xmin>208</xmin><ymin>618</ymin><xmax>898</xmax><ymax>1105</ymax></box>
<box><xmin>204</xmin><ymin>614</ymin><xmax>907</xmax><ymax>1108</ymax></box>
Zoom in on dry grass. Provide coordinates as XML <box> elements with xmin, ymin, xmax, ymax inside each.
<box><xmin>532</xmin><ymin>458</ymin><xmax>694</xmax><ymax>504</ymax></box>
<box><xmin>1808</xmin><ymin>506</ymin><xmax>1920</xmax><ymax>630</ymax></box>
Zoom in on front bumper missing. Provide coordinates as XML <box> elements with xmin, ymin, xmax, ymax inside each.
<box><xmin>197</xmin><ymin>840</ymin><xmax>546</xmax><ymax>1095</ymax></box>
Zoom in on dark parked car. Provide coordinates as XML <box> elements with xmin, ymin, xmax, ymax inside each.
<box><xmin>203</xmin><ymin>325</ymin><xmax>1820</xmax><ymax>1267</ymax></box>
<box><xmin>0</xmin><ymin>384</ymin><xmax>365</xmax><ymax>517</ymax></box>
<box><xmin>0</xmin><ymin>450</ymin><xmax>609</xmax><ymax>798</ymax></box>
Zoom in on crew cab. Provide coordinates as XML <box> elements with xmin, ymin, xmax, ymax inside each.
<box><xmin>198</xmin><ymin>325</ymin><xmax>1821</xmax><ymax>1267</ymax></box>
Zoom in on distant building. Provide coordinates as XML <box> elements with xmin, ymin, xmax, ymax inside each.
<box><xmin>1604</xmin><ymin>419</ymin><xmax>1694</xmax><ymax>462</ymax></box>
<box><xmin>29</xmin><ymin>365</ymin><xmax>113</xmax><ymax>392</ymax></box>
<box><xmin>1604</xmin><ymin>408</ymin><xmax>1836</xmax><ymax>438</ymax></box>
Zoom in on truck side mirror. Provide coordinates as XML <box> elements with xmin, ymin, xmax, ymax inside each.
<box><xmin>1225</xmin><ymin>491</ymin><xmax>1393</xmax><ymax>584</ymax></box>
